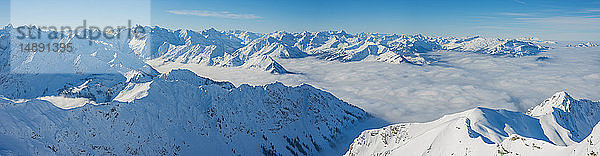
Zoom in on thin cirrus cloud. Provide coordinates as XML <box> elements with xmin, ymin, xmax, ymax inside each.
<box><xmin>499</xmin><ymin>12</ymin><xmax>533</xmax><ymax>16</ymax></box>
<box><xmin>513</xmin><ymin>0</ymin><xmax>526</xmax><ymax>5</ymax></box>
<box><xmin>167</xmin><ymin>10</ymin><xmax>262</xmax><ymax>19</ymax></box>
<box><xmin>498</xmin><ymin>8</ymin><xmax>600</xmax><ymax>28</ymax></box>
<box><xmin>587</xmin><ymin>9</ymin><xmax>600</xmax><ymax>12</ymax></box>
<box><xmin>488</xmin><ymin>8</ymin><xmax>600</xmax><ymax>40</ymax></box>
<box><xmin>515</xmin><ymin>16</ymin><xmax>600</xmax><ymax>25</ymax></box>
<box><xmin>576</xmin><ymin>9</ymin><xmax>600</xmax><ymax>14</ymax></box>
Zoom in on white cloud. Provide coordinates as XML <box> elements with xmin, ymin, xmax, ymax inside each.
<box><xmin>499</xmin><ymin>12</ymin><xmax>533</xmax><ymax>16</ymax></box>
<box><xmin>516</xmin><ymin>16</ymin><xmax>600</xmax><ymax>26</ymax></box>
<box><xmin>577</xmin><ymin>9</ymin><xmax>600</xmax><ymax>13</ymax></box>
<box><xmin>513</xmin><ymin>0</ymin><xmax>526</xmax><ymax>5</ymax></box>
<box><xmin>587</xmin><ymin>9</ymin><xmax>600</xmax><ymax>12</ymax></box>
<box><xmin>496</xmin><ymin>12</ymin><xmax>600</xmax><ymax>39</ymax></box>
<box><xmin>167</xmin><ymin>10</ymin><xmax>262</xmax><ymax>19</ymax></box>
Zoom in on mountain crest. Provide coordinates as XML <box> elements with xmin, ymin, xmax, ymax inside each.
<box><xmin>345</xmin><ymin>92</ymin><xmax>600</xmax><ymax>155</ymax></box>
<box><xmin>527</xmin><ymin>91</ymin><xmax>575</xmax><ymax>116</ymax></box>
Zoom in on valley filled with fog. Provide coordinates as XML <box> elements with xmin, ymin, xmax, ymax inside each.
<box><xmin>150</xmin><ymin>46</ymin><xmax>600</xmax><ymax>123</ymax></box>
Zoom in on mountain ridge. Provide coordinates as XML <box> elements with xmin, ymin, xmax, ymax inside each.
<box><xmin>345</xmin><ymin>91</ymin><xmax>600</xmax><ymax>156</ymax></box>
<box><xmin>0</xmin><ymin>69</ymin><xmax>371</xmax><ymax>155</ymax></box>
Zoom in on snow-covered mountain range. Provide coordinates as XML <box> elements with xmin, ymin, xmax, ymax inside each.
<box><xmin>1</xmin><ymin>26</ymin><xmax>550</xmax><ymax>74</ymax></box>
<box><xmin>567</xmin><ymin>42</ymin><xmax>599</xmax><ymax>48</ymax></box>
<box><xmin>0</xmin><ymin>69</ymin><xmax>369</xmax><ymax>155</ymax></box>
<box><xmin>345</xmin><ymin>91</ymin><xmax>600</xmax><ymax>156</ymax></box>
<box><xmin>142</xmin><ymin>28</ymin><xmax>549</xmax><ymax>70</ymax></box>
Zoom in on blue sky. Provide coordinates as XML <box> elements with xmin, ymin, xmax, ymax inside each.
<box><xmin>2</xmin><ymin>0</ymin><xmax>599</xmax><ymax>40</ymax></box>
<box><xmin>0</xmin><ymin>0</ymin><xmax>7</xmax><ymax>26</ymax></box>
<box><xmin>7</xmin><ymin>0</ymin><xmax>150</xmax><ymax>28</ymax></box>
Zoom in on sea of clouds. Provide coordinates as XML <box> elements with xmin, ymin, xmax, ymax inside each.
<box><xmin>149</xmin><ymin>46</ymin><xmax>600</xmax><ymax>123</ymax></box>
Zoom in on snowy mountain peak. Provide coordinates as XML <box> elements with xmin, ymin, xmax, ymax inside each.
<box><xmin>241</xmin><ymin>55</ymin><xmax>290</xmax><ymax>74</ymax></box>
<box><xmin>526</xmin><ymin>92</ymin><xmax>600</xmax><ymax>143</ymax></box>
<box><xmin>204</xmin><ymin>27</ymin><xmax>219</xmax><ymax>33</ymax></box>
<box><xmin>527</xmin><ymin>91</ymin><xmax>575</xmax><ymax>116</ymax></box>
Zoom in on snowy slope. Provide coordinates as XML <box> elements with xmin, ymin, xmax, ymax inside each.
<box><xmin>345</xmin><ymin>107</ymin><xmax>549</xmax><ymax>156</ymax></box>
<box><xmin>495</xmin><ymin>122</ymin><xmax>600</xmax><ymax>155</ymax></box>
<box><xmin>4</xmin><ymin>26</ymin><xmax>155</xmax><ymax>74</ymax></box>
<box><xmin>0</xmin><ymin>73</ymin><xmax>127</xmax><ymax>102</ymax></box>
<box><xmin>0</xmin><ymin>26</ymin><xmax>9</xmax><ymax>73</ymax></box>
<box><xmin>0</xmin><ymin>69</ymin><xmax>368</xmax><ymax>155</ymax></box>
<box><xmin>345</xmin><ymin>91</ymin><xmax>600</xmax><ymax>156</ymax></box>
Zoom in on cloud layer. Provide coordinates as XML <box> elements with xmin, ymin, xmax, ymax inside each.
<box><xmin>149</xmin><ymin>46</ymin><xmax>600</xmax><ymax>123</ymax></box>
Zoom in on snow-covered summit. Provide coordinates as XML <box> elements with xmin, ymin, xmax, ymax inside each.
<box><xmin>527</xmin><ymin>91</ymin><xmax>576</xmax><ymax>116</ymax></box>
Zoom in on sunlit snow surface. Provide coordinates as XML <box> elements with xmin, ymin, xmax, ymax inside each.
<box><xmin>149</xmin><ymin>46</ymin><xmax>600</xmax><ymax>123</ymax></box>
